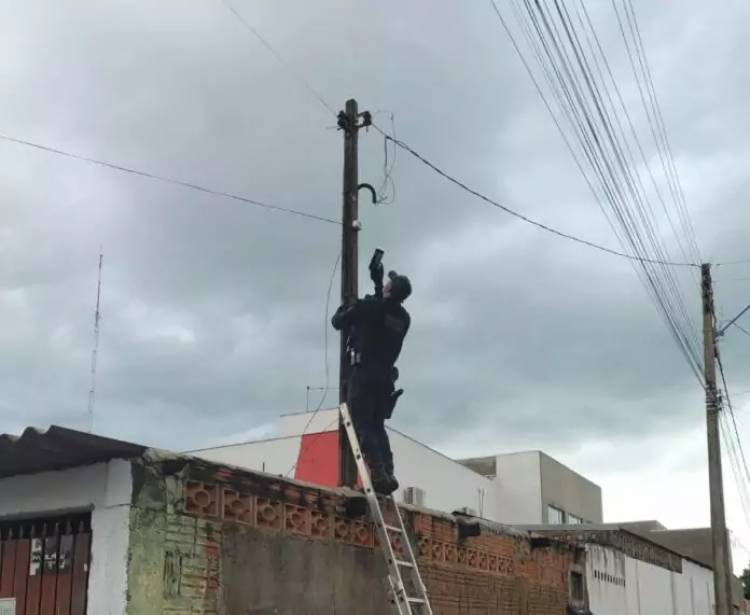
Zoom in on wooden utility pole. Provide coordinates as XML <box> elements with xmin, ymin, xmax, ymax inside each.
<box><xmin>702</xmin><ymin>263</ymin><xmax>734</xmax><ymax>615</ymax></box>
<box><xmin>337</xmin><ymin>99</ymin><xmax>370</xmax><ymax>487</ymax></box>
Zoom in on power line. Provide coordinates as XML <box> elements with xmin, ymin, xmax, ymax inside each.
<box><xmin>220</xmin><ymin>0</ymin><xmax>337</xmax><ymax>118</ymax></box>
<box><xmin>620</xmin><ymin>0</ymin><xmax>702</xmax><ymax>266</ymax></box>
<box><xmin>716</xmin><ymin>258</ymin><xmax>750</xmax><ymax>268</ymax></box>
<box><xmin>560</xmin><ymin>0</ymin><xmax>703</xmax><ymax>376</ymax></box>
<box><xmin>718</xmin><ymin>301</ymin><xmax>750</xmax><ymax>337</ymax></box>
<box><xmin>557</xmin><ymin>0</ymin><xmax>701</xmax><ymax>369</ymax></box>
<box><xmin>574</xmin><ymin>0</ymin><xmax>699</xmax><ymax>274</ymax></box>
<box><xmin>719</xmin><ymin>412</ymin><xmax>750</xmax><ymax>533</ymax></box>
<box><xmin>495</xmin><ymin>0</ymin><xmax>629</xmax><ymax>254</ymax></box>
<box><xmin>488</xmin><ymin>0</ymin><xmax>705</xmax><ymax>385</ymax></box>
<box><xmin>733</xmin><ymin>323</ymin><xmax>750</xmax><ymax>339</ymax></box>
<box><xmin>718</xmin><ymin>351</ymin><xmax>750</xmax><ymax>505</ymax></box>
<box><xmin>0</xmin><ymin>132</ymin><xmax>340</xmax><ymax>225</ymax></box>
<box><xmin>613</xmin><ymin>0</ymin><xmax>701</xmax><ymax>267</ymax></box>
<box><xmin>557</xmin><ymin>0</ymin><xmax>702</xmax><ymax>374</ymax></box>
<box><xmin>372</xmin><ymin>124</ymin><xmax>698</xmax><ymax>267</ymax></box>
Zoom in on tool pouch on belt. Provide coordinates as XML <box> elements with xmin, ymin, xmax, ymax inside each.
<box><xmin>385</xmin><ymin>388</ymin><xmax>403</xmax><ymax>419</ymax></box>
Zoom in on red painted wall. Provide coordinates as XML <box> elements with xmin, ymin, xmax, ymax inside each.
<box><xmin>293</xmin><ymin>431</ymin><xmax>339</xmax><ymax>486</ymax></box>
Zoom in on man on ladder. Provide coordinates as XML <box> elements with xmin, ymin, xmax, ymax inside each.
<box><xmin>332</xmin><ymin>249</ymin><xmax>412</xmax><ymax>495</ymax></box>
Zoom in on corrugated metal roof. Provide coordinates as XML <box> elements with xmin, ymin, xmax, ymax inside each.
<box><xmin>0</xmin><ymin>425</ymin><xmax>148</xmax><ymax>478</ymax></box>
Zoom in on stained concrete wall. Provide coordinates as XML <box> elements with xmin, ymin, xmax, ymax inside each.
<box><xmin>585</xmin><ymin>544</ymin><xmax>628</xmax><ymax>615</ymax></box>
<box><xmin>126</xmin><ymin>460</ymin><xmax>222</xmax><ymax>615</ymax></box>
<box><xmin>222</xmin><ymin>524</ymin><xmax>391</xmax><ymax>614</ymax></box>
<box><xmin>649</xmin><ymin>528</ymin><xmax>714</xmax><ymax>568</ymax></box>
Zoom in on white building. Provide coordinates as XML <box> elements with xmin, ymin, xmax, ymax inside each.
<box><xmin>523</xmin><ymin>525</ymin><xmax>723</xmax><ymax>615</ymax></box>
<box><xmin>459</xmin><ymin>450</ymin><xmax>603</xmax><ymax>525</ymax></box>
<box><xmin>187</xmin><ymin>408</ymin><xmax>603</xmax><ymax>526</ymax></box>
<box><xmin>587</xmin><ymin>542</ymin><xmax>715</xmax><ymax>615</ymax></box>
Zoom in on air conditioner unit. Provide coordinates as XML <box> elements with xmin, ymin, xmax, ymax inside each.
<box><xmin>403</xmin><ymin>486</ymin><xmax>425</xmax><ymax>507</ymax></box>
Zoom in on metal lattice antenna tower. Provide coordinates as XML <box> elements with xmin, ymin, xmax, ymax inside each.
<box><xmin>87</xmin><ymin>251</ymin><xmax>103</xmax><ymax>433</ymax></box>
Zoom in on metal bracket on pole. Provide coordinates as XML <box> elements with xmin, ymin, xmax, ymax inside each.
<box><xmin>716</xmin><ymin>302</ymin><xmax>750</xmax><ymax>338</ymax></box>
<box><xmin>358</xmin><ymin>183</ymin><xmax>377</xmax><ymax>204</ymax></box>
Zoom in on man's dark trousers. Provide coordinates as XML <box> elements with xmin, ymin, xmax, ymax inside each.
<box><xmin>348</xmin><ymin>377</ymin><xmax>393</xmax><ymax>472</ymax></box>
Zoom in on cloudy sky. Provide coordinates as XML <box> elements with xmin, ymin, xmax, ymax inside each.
<box><xmin>2</xmin><ymin>0</ymin><xmax>750</xmax><ymax>568</ymax></box>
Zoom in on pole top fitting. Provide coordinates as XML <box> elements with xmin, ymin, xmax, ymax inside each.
<box><xmin>337</xmin><ymin>111</ymin><xmax>349</xmax><ymax>131</ymax></box>
<box><xmin>358</xmin><ymin>111</ymin><xmax>372</xmax><ymax>128</ymax></box>
<box><xmin>352</xmin><ymin>219</ymin><xmax>362</xmax><ymax>231</ymax></box>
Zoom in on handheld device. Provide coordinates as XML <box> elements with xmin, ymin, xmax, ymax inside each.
<box><xmin>369</xmin><ymin>248</ymin><xmax>384</xmax><ymax>271</ymax></box>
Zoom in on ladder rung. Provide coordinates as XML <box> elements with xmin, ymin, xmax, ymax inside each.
<box><xmin>384</xmin><ymin>524</ymin><xmax>403</xmax><ymax>533</ymax></box>
<box><xmin>407</xmin><ymin>597</ymin><xmax>426</xmax><ymax>604</ymax></box>
<box><xmin>394</xmin><ymin>559</ymin><xmax>414</xmax><ymax>568</ymax></box>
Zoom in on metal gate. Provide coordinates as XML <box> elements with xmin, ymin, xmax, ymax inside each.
<box><xmin>0</xmin><ymin>514</ymin><xmax>90</xmax><ymax>615</ymax></box>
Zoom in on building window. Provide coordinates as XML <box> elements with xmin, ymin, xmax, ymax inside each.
<box><xmin>568</xmin><ymin>513</ymin><xmax>583</xmax><ymax>525</ymax></box>
<box><xmin>547</xmin><ymin>505</ymin><xmax>565</xmax><ymax>524</ymax></box>
<box><xmin>570</xmin><ymin>571</ymin><xmax>584</xmax><ymax>602</ymax></box>
<box><xmin>403</xmin><ymin>486</ymin><xmax>425</xmax><ymax>507</ymax></box>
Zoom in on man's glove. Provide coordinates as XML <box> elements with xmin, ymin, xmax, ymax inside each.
<box><xmin>331</xmin><ymin>303</ymin><xmax>356</xmax><ymax>331</ymax></box>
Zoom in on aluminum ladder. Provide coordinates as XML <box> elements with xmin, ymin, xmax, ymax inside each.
<box><xmin>339</xmin><ymin>403</ymin><xmax>434</xmax><ymax>615</ymax></box>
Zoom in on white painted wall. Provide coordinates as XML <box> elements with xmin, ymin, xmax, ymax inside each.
<box><xmin>680</xmin><ymin>560</ymin><xmax>714</xmax><ymax>615</ymax></box>
<box><xmin>387</xmin><ymin>429</ymin><xmax>499</xmax><ymax>518</ymax></box>
<box><xmin>0</xmin><ymin>461</ymin><xmax>133</xmax><ymax>615</ymax></box>
<box><xmin>279</xmin><ymin>408</ymin><xmax>339</xmax><ymax>437</ymax></box>
<box><xmin>635</xmin><ymin>557</ymin><xmax>674</xmax><ymax>614</ymax></box>
<box><xmin>192</xmin><ymin>413</ymin><xmax>599</xmax><ymax>526</ymax></box>
<box><xmin>189</xmin><ymin>410</ymin><xmax>499</xmax><ymax>519</ymax></box>
<box><xmin>625</xmin><ymin>556</ymin><xmax>641</xmax><ymax>614</ymax></box>
<box><xmin>585</xmin><ymin>544</ymin><xmax>715</xmax><ymax>615</ymax></box>
<box><xmin>189</xmin><ymin>434</ymin><xmax>304</xmax><ymax>475</ymax></box>
<box><xmin>495</xmin><ymin>451</ymin><xmax>544</xmax><ymax>524</ymax></box>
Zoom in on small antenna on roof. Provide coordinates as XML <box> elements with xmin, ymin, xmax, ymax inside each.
<box><xmin>87</xmin><ymin>250</ymin><xmax>103</xmax><ymax>433</ymax></box>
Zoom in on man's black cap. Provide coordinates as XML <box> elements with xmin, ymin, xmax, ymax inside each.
<box><xmin>388</xmin><ymin>270</ymin><xmax>412</xmax><ymax>302</ymax></box>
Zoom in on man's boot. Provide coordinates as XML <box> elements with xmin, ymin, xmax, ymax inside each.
<box><xmin>385</xmin><ymin>463</ymin><xmax>399</xmax><ymax>495</ymax></box>
<box><xmin>370</xmin><ymin>464</ymin><xmax>393</xmax><ymax>495</ymax></box>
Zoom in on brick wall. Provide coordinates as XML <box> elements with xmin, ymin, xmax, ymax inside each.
<box><xmin>412</xmin><ymin>512</ymin><xmax>571</xmax><ymax>614</ymax></box>
<box><xmin>126</xmin><ymin>457</ymin><xmax>576</xmax><ymax>615</ymax></box>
